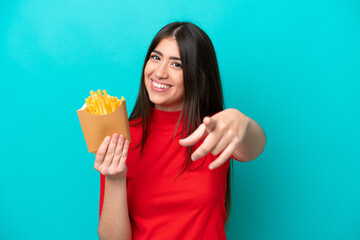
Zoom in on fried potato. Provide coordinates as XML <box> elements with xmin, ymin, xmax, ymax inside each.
<box><xmin>84</xmin><ymin>89</ymin><xmax>124</xmax><ymax>115</ymax></box>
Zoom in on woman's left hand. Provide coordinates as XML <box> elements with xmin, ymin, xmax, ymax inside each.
<box><xmin>179</xmin><ymin>108</ymin><xmax>250</xmax><ymax>170</ymax></box>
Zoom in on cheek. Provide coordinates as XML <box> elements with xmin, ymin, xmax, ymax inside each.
<box><xmin>144</xmin><ymin>61</ymin><xmax>152</xmax><ymax>78</ymax></box>
<box><xmin>177</xmin><ymin>74</ymin><xmax>184</xmax><ymax>92</ymax></box>
<box><xmin>144</xmin><ymin>67</ymin><xmax>149</xmax><ymax>78</ymax></box>
<box><xmin>144</xmin><ymin>68</ymin><xmax>152</xmax><ymax>88</ymax></box>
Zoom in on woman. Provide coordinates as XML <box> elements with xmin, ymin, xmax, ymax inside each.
<box><xmin>95</xmin><ymin>22</ymin><xmax>266</xmax><ymax>240</ymax></box>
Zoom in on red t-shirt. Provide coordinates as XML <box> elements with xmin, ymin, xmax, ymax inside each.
<box><xmin>100</xmin><ymin>108</ymin><xmax>230</xmax><ymax>240</ymax></box>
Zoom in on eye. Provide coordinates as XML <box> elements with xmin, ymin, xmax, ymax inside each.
<box><xmin>172</xmin><ymin>62</ymin><xmax>182</xmax><ymax>68</ymax></box>
<box><xmin>150</xmin><ymin>54</ymin><xmax>160</xmax><ymax>61</ymax></box>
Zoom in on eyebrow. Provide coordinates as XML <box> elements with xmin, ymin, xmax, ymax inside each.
<box><xmin>152</xmin><ymin>50</ymin><xmax>181</xmax><ymax>61</ymax></box>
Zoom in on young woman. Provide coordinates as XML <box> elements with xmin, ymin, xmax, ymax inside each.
<box><xmin>95</xmin><ymin>22</ymin><xmax>266</xmax><ymax>240</ymax></box>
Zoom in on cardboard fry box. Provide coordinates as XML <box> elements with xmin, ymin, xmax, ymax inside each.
<box><xmin>77</xmin><ymin>100</ymin><xmax>131</xmax><ymax>153</ymax></box>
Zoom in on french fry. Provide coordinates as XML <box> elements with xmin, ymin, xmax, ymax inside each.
<box><xmin>84</xmin><ymin>89</ymin><xmax>124</xmax><ymax>115</ymax></box>
<box><xmin>97</xmin><ymin>89</ymin><xmax>102</xmax><ymax>98</ymax></box>
<box><xmin>77</xmin><ymin>90</ymin><xmax>130</xmax><ymax>153</ymax></box>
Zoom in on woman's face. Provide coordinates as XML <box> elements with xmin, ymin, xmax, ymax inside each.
<box><xmin>144</xmin><ymin>37</ymin><xmax>184</xmax><ymax>112</ymax></box>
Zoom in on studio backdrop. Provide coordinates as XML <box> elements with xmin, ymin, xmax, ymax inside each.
<box><xmin>0</xmin><ymin>0</ymin><xmax>359</xmax><ymax>239</ymax></box>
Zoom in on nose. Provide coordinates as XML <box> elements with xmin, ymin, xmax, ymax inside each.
<box><xmin>154</xmin><ymin>62</ymin><xmax>169</xmax><ymax>79</ymax></box>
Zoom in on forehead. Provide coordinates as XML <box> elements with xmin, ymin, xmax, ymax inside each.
<box><xmin>154</xmin><ymin>37</ymin><xmax>180</xmax><ymax>57</ymax></box>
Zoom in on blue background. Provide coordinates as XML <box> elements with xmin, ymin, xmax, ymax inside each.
<box><xmin>1</xmin><ymin>0</ymin><xmax>359</xmax><ymax>239</ymax></box>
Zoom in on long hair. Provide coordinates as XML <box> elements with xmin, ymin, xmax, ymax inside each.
<box><xmin>129</xmin><ymin>22</ymin><xmax>233</xmax><ymax>226</ymax></box>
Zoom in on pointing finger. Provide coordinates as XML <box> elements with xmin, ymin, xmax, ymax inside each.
<box><xmin>191</xmin><ymin>131</ymin><xmax>222</xmax><ymax>161</ymax></box>
<box><xmin>208</xmin><ymin>143</ymin><xmax>235</xmax><ymax>170</ymax></box>
<box><xmin>203</xmin><ymin>116</ymin><xmax>216</xmax><ymax>132</ymax></box>
<box><xmin>179</xmin><ymin>123</ymin><xmax>207</xmax><ymax>147</ymax></box>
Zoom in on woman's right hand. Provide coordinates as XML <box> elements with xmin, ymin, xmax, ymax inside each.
<box><xmin>94</xmin><ymin>133</ymin><xmax>129</xmax><ymax>180</ymax></box>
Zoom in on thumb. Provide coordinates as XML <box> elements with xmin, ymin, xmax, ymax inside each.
<box><xmin>203</xmin><ymin>116</ymin><xmax>216</xmax><ymax>133</ymax></box>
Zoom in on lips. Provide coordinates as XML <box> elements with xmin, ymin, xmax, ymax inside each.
<box><xmin>150</xmin><ymin>79</ymin><xmax>172</xmax><ymax>93</ymax></box>
<box><xmin>151</xmin><ymin>78</ymin><xmax>172</xmax><ymax>87</ymax></box>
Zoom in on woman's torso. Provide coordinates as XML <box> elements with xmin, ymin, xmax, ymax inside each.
<box><xmin>100</xmin><ymin>108</ymin><xmax>229</xmax><ymax>240</ymax></box>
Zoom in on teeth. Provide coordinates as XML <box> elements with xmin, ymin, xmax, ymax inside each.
<box><xmin>152</xmin><ymin>80</ymin><xmax>170</xmax><ymax>89</ymax></box>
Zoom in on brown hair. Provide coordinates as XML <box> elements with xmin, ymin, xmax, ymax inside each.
<box><xmin>129</xmin><ymin>21</ymin><xmax>233</xmax><ymax>226</ymax></box>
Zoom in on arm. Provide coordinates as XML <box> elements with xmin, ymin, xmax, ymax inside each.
<box><xmin>179</xmin><ymin>108</ymin><xmax>267</xmax><ymax>169</ymax></box>
<box><xmin>98</xmin><ymin>177</ymin><xmax>132</xmax><ymax>240</ymax></box>
<box><xmin>232</xmin><ymin>116</ymin><xmax>266</xmax><ymax>162</ymax></box>
<box><xmin>95</xmin><ymin>134</ymin><xmax>132</xmax><ymax>240</ymax></box>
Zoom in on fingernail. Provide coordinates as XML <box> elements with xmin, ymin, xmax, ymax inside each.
<box><xmin>209</xmin><ymin>165</ymin><xmax>214</xmax><ymax>170</ymax></box>
<box><xmin>192</xmin><ymin>155</ymin><xmax>198</xmax><ymax>161</ymax></box>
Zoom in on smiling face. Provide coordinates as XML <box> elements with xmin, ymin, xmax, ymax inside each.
<box><xmin>144</xmin><ymin>37</ymin><xmax>184</xmax><ymax>112</ymax></box>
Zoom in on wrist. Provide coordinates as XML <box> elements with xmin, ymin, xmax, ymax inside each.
<box><xmin>105</xmin><ymin>174</ymin><xmax>127</xmax><ymax>183</ymax></box>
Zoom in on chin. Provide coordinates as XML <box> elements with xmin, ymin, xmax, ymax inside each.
<box><xmin>149</xmin><ymin>96</ymin><xmax>166</xmax><ymax>106</ymax></box>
